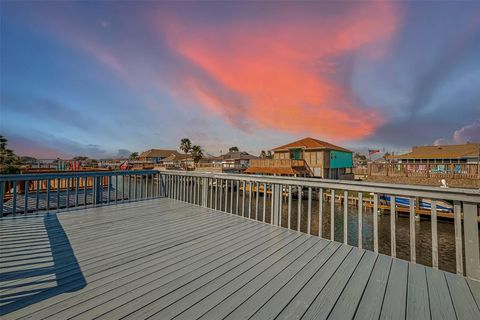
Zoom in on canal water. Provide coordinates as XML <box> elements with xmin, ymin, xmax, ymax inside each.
<box><xmin>120</xmin><ymin>177</ymin><xmax>461</xmax><ymax>274</ymax></box>
<box><xmin>214</xmin><ymin>189</ymin><xmax>460</xmax><ymax>274</ymax></box>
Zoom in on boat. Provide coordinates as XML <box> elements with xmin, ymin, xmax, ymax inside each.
<box><xmin>380</xmin><ymin>195</ymin><xmax>453</xmax><ymax>212</ymax></box>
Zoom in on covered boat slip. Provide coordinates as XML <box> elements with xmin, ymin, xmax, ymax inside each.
<box><xmin>1</xmin><ymin>198</ymin><xmax>479</xmax><ymax>320</ymax></box>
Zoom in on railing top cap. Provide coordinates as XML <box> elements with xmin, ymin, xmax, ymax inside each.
<box><xmin>161</xmin><ymin>170</ymin><xmax>480</xmax><ymax>201</ymax></box>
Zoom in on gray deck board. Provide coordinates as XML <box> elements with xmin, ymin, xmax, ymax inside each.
<box><xmin>0</xmin><ymin>198</ymin><xmax>477</xmax><ymax>320</ymax></box>
<box><xmin>379</xmin><ymin>258</ymin><xmax>409</xmax><ymax>320</ymax></box>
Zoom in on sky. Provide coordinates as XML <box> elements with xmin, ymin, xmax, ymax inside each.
<box><xmin>1</xmin><ymin>1</ymin><xmax>479</xmax><ymax>159</ymax></box>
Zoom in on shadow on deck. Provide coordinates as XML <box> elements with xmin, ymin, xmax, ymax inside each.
<box><xmin>0</xmin><ymin>214</ymin><xmax>86</xmax><ymax>315</ymax></box>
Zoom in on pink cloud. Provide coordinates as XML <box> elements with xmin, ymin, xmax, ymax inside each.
<box><xmin>453</xmin><ymin>119</ymin><xmax>480</xmax><ymax>143</ymax></box>
<box><xmin>152</xmin><ymin>1</ymin><xmax>400</xmax><ymax>141</ymax></box>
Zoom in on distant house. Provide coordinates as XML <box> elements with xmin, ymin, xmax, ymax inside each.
<box><xmin>138</xmin><ymin>149</ymin><xmax>180</xmax><ymax>163</ymax></box>
<box><xmin>387</xmin><ymin>143</ymin><xmax>480</xmax><ymax>164</ymax></box>
<box><xmin>161</xmin><ymin>153</ymin><xmax>194</xmax><ymax>169</ymax></box>
<box><xmin>212</xmin><ymin>151</ymin><xmax>258</xmax><ymax>172</ymax></box>
<box><xmin>245</xmin><ymin>137</ymin><xmax>353</xmax><ymax>179</ymax></box>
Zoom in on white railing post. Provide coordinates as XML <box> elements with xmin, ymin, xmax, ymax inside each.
<box><xmin>463</xmin><ymin>202</ymin><xmax>480</xmax><ymax>280</ymax></box>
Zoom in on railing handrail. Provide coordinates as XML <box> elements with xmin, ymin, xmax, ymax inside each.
<box><xmin>160</xmin><ymin>171</ymin><xmax>480</xmax><ymax>203</ymax></box>
<box><xmin>0</xmin><ymin>170</ymin><xmax>158</xmax><ymax>182</ymax></box>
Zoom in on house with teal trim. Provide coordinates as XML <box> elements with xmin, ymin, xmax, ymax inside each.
<box><xmin>246</xmin><ymin>137</ymin><xmax>353</xmax><ymax>179</ymax></box>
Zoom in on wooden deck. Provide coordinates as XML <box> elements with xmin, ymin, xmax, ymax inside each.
<box><xmin>1</xmin><ymin>198</ymin><xmax>479</xmax><ymax>319</ymax></box>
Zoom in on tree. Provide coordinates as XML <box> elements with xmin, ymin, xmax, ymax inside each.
<box><xmin>260</xmin><ymin>150</ymin><xmax>267</xmax><ymax>159</ymax></box>
<box><xmin>191</xmin><ymin>145</ymin><xmax>204</xmax><ymax>167</ymax></box>
<box><xmin>179</xmin><ymin>138</ymin><xmax>192</xmax><ymax>169</ymax></box>
<box><xmin>266</xmin><ymin>150</ymin><xmax>273</xmax><ymax>159</ymax></box>
<box><xmin>229</xmin><ymin>146</ymin><xmax>239</xmax><ymax>152</ymax></box>
<box><xmin>129</xmin><ymin>152</ymin><xmax>139</xmax><ymax>160</ymax></box>
<box><xmin>0</xmin><ymin>135</ymin><xmax>20</xmax><ymax>174</ymax></box>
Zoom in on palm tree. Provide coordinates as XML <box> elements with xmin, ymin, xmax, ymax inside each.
<box><xmin>260</xmin><ymin>150</ymin><xmax>267</xmax><ymax>159</ymax></box>
<box><xmin>229</xmin><ymin>146</ymin><xmax>239</xmax><ymax>152</ymax></box>
<box><xmin>191</xmin><ymin>145</ymin><xmax>204</xmax><ymax>168</ymax></box>
<box><xmin>180</xmin><ymin>138</ymin><xmax>192</xmax><ymax>170</ymax></box>
<box><xmin>129</xmin><ymin>152</ymin><xmax>139</xmax><ymax>160</ymax></box>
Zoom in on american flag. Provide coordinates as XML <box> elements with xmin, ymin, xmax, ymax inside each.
<box><xmin>368</xmin><ymin>149</ymin><xmax>380</xmax><ymax>156</ymax></box>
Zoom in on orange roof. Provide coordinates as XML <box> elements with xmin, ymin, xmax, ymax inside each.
<box><xmin>388</xmin><ymin>143</ymin><xmax>480</xmax><ymax>160</ymax></box>
<box><xmin>139</xmin><ymin>149</ymin><xmax>180</xmax><ymax>158</ymax></box>
<box><xmin>272</xmin><ymin>137</ymin><xmax>351</xmax><ymax>153</ymax></box>
<box><xmin>244</xmin><ymin>166</ymin><xmax>310</xmax><ymax>175</ymax></box>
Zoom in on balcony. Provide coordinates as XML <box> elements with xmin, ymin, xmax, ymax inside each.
<box><xmin>1</xmin><ymin>171</ymin><xmax>479</xmax><ymax>318</ymax></box>
<box><xmin>246</xmin><ymin>159</ymin><xmax>312</xmax><ymax>176</ymax></box>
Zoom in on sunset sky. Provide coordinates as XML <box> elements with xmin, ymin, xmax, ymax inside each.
<box><xmin>1</xmin><ymin>1</ymin><xmax>479</xmax><ymax>158</ymax></box>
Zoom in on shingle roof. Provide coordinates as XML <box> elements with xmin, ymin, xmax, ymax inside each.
<box><xmin>139</xmin><ymin>149</ymin><xmax>180</xmax><ymax>159</ymax></box>
<box><xmin>272</xmin><ymin>137</ymin><xmax>352</xmax><ymax>153</ymax></box>
<box><xmin>163</xmin><ymin>153</ymin><xmax>192</xmax><ymax>162</ymax></box>
<box><xmin>388</xmin><ymin>143</ymin><xmax>480</xmax><ymax>159</ymax></box>
<box><xmin>213</xmin><ymin>151</ymin><xmax>258</xmax><ymax>161</ymax></box>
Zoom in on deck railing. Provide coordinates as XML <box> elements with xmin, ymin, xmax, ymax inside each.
<box><xmin>1</xmin><ymin>170</ymin><xmax>479</xmax><ymax>281</ymax></box>
<box><xmin>160</xmin><ymin>171</ymin><xmax>480</xmax><ymax>281</ymax></box>
<box><xmin>0</xmin><ymin>170</ymin><xmax>162</xmax><ymax>216</ymax></box>
<box><xmin>249</xmin><ymin>159</ymin><xmax>308</xmax><ymax>168</ymax></box>
<box><xmin>367</xmin><ymin>162</ymin><xmax>480</xmax><ymax>179</ymax></box>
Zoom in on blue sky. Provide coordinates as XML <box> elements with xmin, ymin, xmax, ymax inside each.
<box><xmin>1</xmin><ymin>1</ymin><xmax>479</xmax><ymax>158</ymax></box>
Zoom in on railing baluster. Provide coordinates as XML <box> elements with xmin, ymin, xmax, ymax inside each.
<box><xmin>115</xmin><ymin>175</ymin><xmax>118</xmax><ymax>203</ymax></box>
<box><xmin>128</xmin><ymin>175</ymin><xmax>132</xmax><ymax>201</ymax></box>
<box><xmin>214</xmin><ymin>178</ymin><xmax>218</xmax><ymax>210</ymax></box>
<box><xmin>122</xmin><ymin>174</ymin><xmax>126</xmax><ymax>202</ymax></box>
<box><xmin>183</xmin><ymin>175</ymin><xmax>186</xmax><ymax>201</ymax></box>
<box><xmin>255</xmin><ymin>182</ymin><xmax>259</xmax><ymax>220</ymax></box>
<box><xmin>357</xmin><ymin>191</ymin><xmax>362</xmax><ymax>249</ymax></box>
<box><xmin>307</xmin><ymin>187</ymin><xmax>312</xmax><ymax>234</ymax></box>
<box><xmin>391</xmin><ymin>196</ymin><xmax>396</xmax><ymax>257</ymax></box>
<box><xmin>56</xmin><ymin>178</ymin><xmax>60</xmax><ymax>212</ymax></box>
<box><xmin>297</xmin><ymin>186</ymin><xmax>302</xmax><ymax>232</ymax></box>
<box><xmin>330</xmin><ymin>189</ymin><xmax>335</xmax><ymax>241</ymax></box>
<box><xmin>193</xmin><ymin>176</ymin><xmax>197</xmax><ymax>204</ymax></box>
<box><xmin>108</xmin><ymin>176</ymin><xmax>111</xmax><ymax>204</ymax></box>
<box><xmin>35</xmin><ymin>179</ymin><xmax>40</xmax><ymax>212</ymax></box>
<box><xmin>219</xmin><ymin>179</ymin><xmax>223</xmax><ymax>210</ymax></box>
<box><xmin>230</xmin><ymin>180</ymin><xmax>234</xmax><ymax>213</ymax></box>
<box><xmin>409</xmin><ymin>197</ymin><xmax>416</xmax><ymax>262</ymax></box>
<box><xmin>343</xmin><ymin>190</ymin><xmax>348</xmax><ymax>244</ymax></box>
<box><xmin>248</xmin><ymin>181</ymin><xmax>253</xmax><ymax>218</ymax></box>
<box><xmin>288</xmin><ymin>185</ymin><xmax>292</xmax><ymax>229</ymax></box>
<box><xmin>242</xmin><ymin>180</ymin><xmax>246</xmax><ymax>217</ymax></box>
<box><xmin>373</xmin><ymin>193</ymin><xmax>378</xmax><ymax>253</ymax></box>
<box><xmin>66</xmin><ymin>178</ymin><xmax>70</xmax><ymax>209</ymax></box>
<box><xmin>262</xmin><ymin>183</ymin><xmax>266</xmax><ymax>222</ymax></box>
<box><xmin>75</xmin><ymin>177</ymin><xmax>79</xmax><ymax>207</ymax></box>
<box><xmin>271</xmin><ymin>184</ymin><xmax>275</xmax><ymax>223</ymax></box>
<box><xmin>12</xmin><ymin>180</ymin><xmax>17</xmax><ymax>214</ymax></box>
<box><xmin>317</xmin><ymin>188</ymin><xmax>323</xmax><ymax>237</ymax></box>
<box><xmin>145</xmin><ymin>174</ymin><xmax>149</xmax><ymax>199</ymax></box>
<box><xmin>47</xmin><ymin>179</ymin><xmax>51</xmax><ymax>211</ymax></box>
<box><xmin>134</xmin><ymin>175</ymin><xmax>138</xmax><ymax>201</ymax></box>
<box><xmin>207</xmin><ymin>178</ymin><xmax>212</xmax><ymax>208</ymax></box>
<box><xmin>24</xmin><ymin>180</ymin><xmax>29</xmax><ymax>214</ymax></box>
<box><xmin>0</xmin><ymin>181</ymin><xmax>4</xmax><ymax>216</ymax></box>
<box><xmin>463</xmin><ymin>202</ymin><xmax>480</xmax><ymax>280</ymax></box>
<box><xmin>431</xmin><ymin>200</ymin><xmax>438</xmax><ymax>269</ymax></box>
<box><xmin>224</xmin><ymin>179</ymin><xmax>228</xmax><ymax>211</ymax></box>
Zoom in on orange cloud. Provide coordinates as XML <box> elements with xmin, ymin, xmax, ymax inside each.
<box><xmin>154</xmin><ymin>2</ymin><xmax>400</xmax><ymax>141</ymax></box>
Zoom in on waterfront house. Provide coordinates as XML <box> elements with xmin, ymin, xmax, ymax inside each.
<box><xmin>245</xmin><ymin>137</ymin><xmax>353</xmax><ymax>179</ymax></box>
<box><xmin>161</xmin><ymin>153</ymin><xmax>194</xmax><ymax>169</ymax></box>
<box><xmin>387</xmin><ymin>142</ymin><xmax>480</xmax><ymax>164</ymax></box>
<box><xmin>138</xmin><ymin>149</ymin><xmax>181</xmax><ymax>164</ymax></box>
<box><xmin>215</xmin><ymin>151</ymin><xmax>258</xmax><ymax>172</ymax></box>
